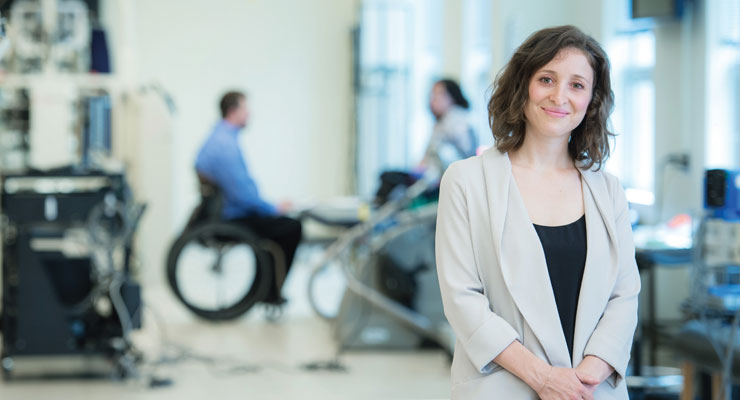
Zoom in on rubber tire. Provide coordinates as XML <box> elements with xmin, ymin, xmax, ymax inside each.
<box><xmin>166</xmin><ymin>223</ymin><xmax>272</xmax><ymax>321</ymax></box>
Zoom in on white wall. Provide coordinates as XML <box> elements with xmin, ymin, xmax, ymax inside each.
<box><xmin>441</xmin><ymin>0</ymin><xmax>463</xmax><ymax>78</ymax></box>
<box><xmin>134</xmin><ymin>0</ymin><xmax>357</xmax><ymax>217</ymax></box>
<box><xmin>654</xmin><ymin>5</ymin><xmax>707</xmax><ymax>221</ymax></box>
<box><xmin>489</xmin><ymin>0</ymin><xmax>573</xmax><ymax>77</ymax></box>
<box><xmin>129</xmin><ymin>0</ymin><xmax>358</xmax><ymax>282</ymax></box>
<box><xmin>650</xmin><ymin>3</ymin><xmax>708</xmax><ymax>320</ymax></box>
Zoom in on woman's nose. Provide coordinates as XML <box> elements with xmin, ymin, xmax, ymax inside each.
<box><xmin>549</xmin><ymin>84</ymin><xmax>567</xmax><ymax>105</ymax></box>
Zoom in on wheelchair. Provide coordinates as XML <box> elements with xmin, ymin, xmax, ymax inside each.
<box><xmin>166</xmin><ymin>175</ymin><xmax>287</xmax><ymax>321</ymax></box>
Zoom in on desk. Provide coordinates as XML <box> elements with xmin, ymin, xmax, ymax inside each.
<box><xmin>632</xmin><ymin>224</ymin><xmax>692</xmax><ymax>374</ymax></box>
<box><xmin>673</xmin><ymin>320</ymin><xmax>740</xmax><ymax>400</ymax></box>
<box><xmin>635</xmin><ymin>248</ymin><xmax>692</xmax><ymax>369</ymax></box>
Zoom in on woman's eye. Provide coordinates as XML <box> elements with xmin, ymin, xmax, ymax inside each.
<box><xmin>540</xmin><ymin>77</ymin><xmax>553</xmax><ymax>84</ymax></box>
<box><xmin>572</xmin><ymin>82</ymin><xmax>584</xmax><ymax>89</ymax></box>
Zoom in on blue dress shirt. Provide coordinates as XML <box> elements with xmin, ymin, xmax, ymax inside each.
<box><xmin>195</xmin><ymin>120</ymin><xmax>278</xmax><ymax>219</ymax></box>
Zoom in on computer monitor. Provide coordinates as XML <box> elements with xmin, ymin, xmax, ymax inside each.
<box><xmin>631</xmin><ymin>0</ymin><xmax>685</xmax><ymax>19</ymax></box>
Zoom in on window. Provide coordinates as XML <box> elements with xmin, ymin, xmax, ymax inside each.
<box><xmin>461</xmin><ymin>0</ymin><xmax>493</xmax><ymax>151</ymax></box>
<box><xmin>705</xmin><ymin>0</ymin><xmax>740</xmax><ymax>169</ymax></box>
<box><xmin>607</xmin><ymin>30</ymin><xmax>657</xmax><ymax>202</ymax></box>
<box><xmin>354</xmin><ymin>0</ymin><xmax>443</xmax><ymax>196</ymax></box>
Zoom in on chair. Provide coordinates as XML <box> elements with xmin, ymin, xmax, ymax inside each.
<box><xmin>165</xmin><ymin>174</ymin><xmax>286</xmax><ymax>320</ymax></box>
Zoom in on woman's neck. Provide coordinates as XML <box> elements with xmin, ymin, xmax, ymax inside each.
<box><xmin>509</xmin><ymin>132</ymin><xmax>573</xmax><ymax>171</ymax></box>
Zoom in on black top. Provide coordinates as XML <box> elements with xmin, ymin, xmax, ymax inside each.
<box><xmin>533</xmin><ymin>214</ymin><xmax>587</xmax><ymax>358</ymax></box>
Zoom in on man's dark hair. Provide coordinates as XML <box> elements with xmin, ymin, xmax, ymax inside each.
<box><xmin>220</xmin><ymin>91</ymin><xmax>246</xmax><ymax>118</ymax></box>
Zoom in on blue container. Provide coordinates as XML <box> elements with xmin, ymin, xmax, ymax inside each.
<box><xmin>704</xmin><ymin>169</ymin><xmax>740</xmax><ymax>221</ymax></box>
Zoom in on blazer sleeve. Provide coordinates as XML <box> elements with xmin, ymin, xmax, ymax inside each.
<box><xmin>583</xmin><ymin>174</ymin><xmax>641</xmax><ymax>388</ymax></box>
<box><xmin>436</xmin><ymin>163</ymin><xmax>520</xmax><ymax>374</ymax></box>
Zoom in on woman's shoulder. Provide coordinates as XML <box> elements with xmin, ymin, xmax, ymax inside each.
<box><xmin>443</xmin><ymin>153</ymin><xmax>485</xmax><ymax>180</ymax></box>
<box><xmin>440</xmin><ymin>149</ymin><xmax>502</xmax><ymax>195</ymax></box>
<box><xmin>447</xmin><ymin>147</ymin><xmax>508</xmax><ymax>175</ymax></box>
<box><xmin>581</xmin><ymin>167</ymin><xmax>626</xmax><ymax>204</ymax></box>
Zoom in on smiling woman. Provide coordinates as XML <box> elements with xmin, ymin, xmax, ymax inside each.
<box><xmin>488</xmin><ymin>26</ymin><xmax>615</xmax><ymax>171</ymax></box>
<box><xmin>436</xmin><ymin>25</ymin><xmax>640</xmax><ymax>400</ymax></box>
<box><xmin>524</xmin><ymin>48</ymin><xmax>594</xmax><ymax>141</ymax></box>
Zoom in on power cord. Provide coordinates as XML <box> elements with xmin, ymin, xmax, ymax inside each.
<box><xmin>138</xmin><ymin>300</ymin><xmax>347</xmax><ymax>383</ymax></box>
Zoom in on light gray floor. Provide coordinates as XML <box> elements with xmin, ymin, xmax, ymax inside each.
<box><xmin>0</xmin><ymin>246</ymin><xmax>452</xmax><ymax>400</ymax></box>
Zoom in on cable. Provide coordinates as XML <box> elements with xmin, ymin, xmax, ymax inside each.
<box><xmin>138</xmin><ymin>300</ymin><xmax>346</xmax><ymax>380</ymax></box>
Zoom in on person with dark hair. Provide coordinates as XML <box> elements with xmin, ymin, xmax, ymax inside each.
<box><xmin>195</xmin><ymin>90</ymin><xmax>302</xmax><ymax>306</ymax></box>
<box><xmin>420</xmin><ymin>78</ymin><xmax>477</xmax><ymax>176</ymax></box>
<box><xmin>436</xmin><ymin>26</ymin><xmax>640</xmax><ymax>399</ymax></box>
<box><xmin>375</xmin><ymin>79</ymin><xmax>475</xmax><ymax>206</ymax></box>
<box><xmin>219</xmin><ymin>91</ymin><xmax>245</xmax><ymax>119</ymax></box>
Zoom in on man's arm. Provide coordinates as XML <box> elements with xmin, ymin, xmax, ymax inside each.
<box><xmin>199</xmin><ymin>142</ymin><xmax>277</xmax><ymax>216</ymax></box>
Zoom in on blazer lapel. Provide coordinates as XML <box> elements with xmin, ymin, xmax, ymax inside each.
<box><xmin>572</xmin><ymin>169</ymin><xmax>620</xmax><ymax>365</ymax></box>
<box><xmin>481</xmin><ymin>148</ymin><xmax>571</xmax><ymax>368</ymax></box>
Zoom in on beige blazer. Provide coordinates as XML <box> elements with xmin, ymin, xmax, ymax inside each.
<box><xmin>436</xmin><ymin>148</ymin><xmax>641</xmax><ymax>399</ymax></box>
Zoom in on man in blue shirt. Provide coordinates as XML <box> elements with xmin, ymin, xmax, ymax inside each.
<box><xmin>195</xmin><ymin>91</ymin><xmax>302</xmax><ymax>305</ymax></box>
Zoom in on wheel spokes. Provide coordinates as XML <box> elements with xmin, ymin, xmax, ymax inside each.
<box><xmin>174</xmin><ymin>239</ymin><xmax>259</xmax><ymax>313</ymax></box>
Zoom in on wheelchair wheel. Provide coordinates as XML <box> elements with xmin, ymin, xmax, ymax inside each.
<box><xmin>166</xmin><ymin>223</ymin><xmax>272</xmax><ymax>320</ymax></box>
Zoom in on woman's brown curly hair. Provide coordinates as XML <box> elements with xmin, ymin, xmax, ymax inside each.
<box><xmin>488</xmin><ymin>25</ymin><xmax>615</xmax><ymax>170</ymax></box>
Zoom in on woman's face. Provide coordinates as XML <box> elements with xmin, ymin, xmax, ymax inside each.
<box><xmin>429</xmin><ymin>83</ymin><xmax>453</xmax><ymax>119</ymax></box>
<box><xmin>524</xmin><ymin>48</ymin><xmax>594</xmax><ymax>140</ymax></box>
